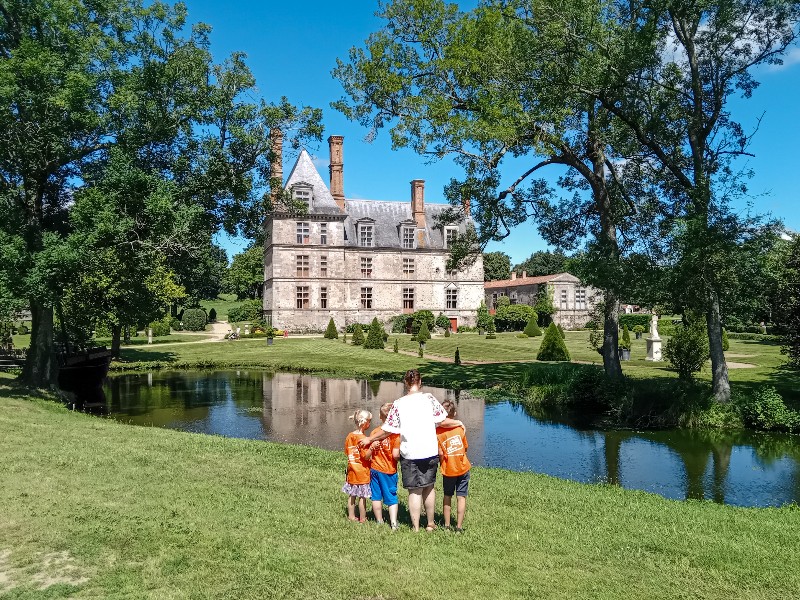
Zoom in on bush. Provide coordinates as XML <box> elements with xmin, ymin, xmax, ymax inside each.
<box><xmin>393</xmin><ymin>338</ymin><xmax>399</xmax><ymax>353</ymax></box>
<box><xmin>364</xmin><ymin>318</ymin><xmax>385</xmax><ymax>349</ymax></box>
<box><xmin>411</xmin><ymin>310</ymin><xmax>435</xmax><ymax>335</ymax></box>
<box><xmin>391</xmin><ymin>315</ymin><xmax>410</xmax><ymax>333</ymax></box>
<box><xmin>485</xmin><ymin>319</ymin><xmax>496</xmax><ymax>339</ymax></box>
<box><xmin>345</xmin><ymin>322</ymin><xmax>372</xmax><ymax>334</ymax></box>
<box><xmin>324</xmin><ymin>318</ymin><xmax>339</xmax><ymax>339</ymax></box>
<box><xmin>495</xmin><ymin>303</ymin><xmax>537</xmax><ymax>332</ymax></box>
<box><xmin>457</xmin><ymin>325</ymin><xmax>477</xmax><ymax>333</ymax></box>
<box><xmin>740</xmin><ymin>386</ymin><xmax>799</xmax><ymax>432</ymax></box>
<box><xmin>664</xmin><ymin>323</ymin><xmax>709</xmax><ymax>381</ymax></box>
<box><xmin>444</xmin><ymin>328</ymin><xmax>451</xmax><ymax>338</ymax></box>
<box><xmin>620</xmin><ymin>325</ymin><xmax>631</xmax><ymax>350</ymax></box>
<box><xmin>149</xmin><ymin>315</ymin><xmax>172</xmax><ymax>337</ymax></box>
<box><xmin>523</xmin><ymin>317</ymin><xmax>541</xmax><ymax>337</ymax></box>
<box><xmin>618</xmin><ymin>314</ymin><xmax>652</xmax><ymax>330</ymax></box>
<box><xmin>351</xmin><ymin>323</ymin><xmax>364</xmax><ymax>346</ymax></box>
<box><xmin>17</xmin><ymin>324</ymin><xmax>29</xmax><ymax>335</ymax></box>
<box><xmin>476</xmin><ymin>301</ymin><xmax>492</xmax><ymax>331</ymax></box>
<box><xmin>417</xmin><ymin>321</ymin><xmax>431</xmax><ymax>343</ymax></box>
<box><xmin>537</xmin><ymin>323</ymin><xmax>571</xmax><ymax>361</ymax></box>
<box><xmin>208</xmin><ymin>308</ymin><xmax>217</xmax><ymax>323</ymax></box>
<box><xmin>557</xmin><ymin>324</ymin><xmax>565</xmax><ymax>339</ymax></box>
<box><xmin>455</xmin><ymin>347</ymin><xmax>461</xmax><ymax>366</ymax></box>
<box><xmin>633</xmin><ymin>325</ymin><xmax>645</xmax><ymax>335</ymax></box>
<box><xmin>435</xmin><ymin>313</ymin><xmax>450</xmax><ymax>330</ymax></box>
<box><xmin>227</xmin><ymin>300</ymin><xmax>262</xmax><ymax>323</ymax></box>
<box><xmin>722</xmin><ymin>327</ymin><xmax>729</xmax><ymax>351</ymax></box>
<box><xmin>726</xmin><ymin>332</ymin><xmax>781</xmax><ymax>342</ymax></box>
<box><xmin>182</xmin><ymin>308</ymin><xmax>207</xmax><ymax>331</ymax></box>
<box><xmin>170</xmin><ymin>318</ymin><xmax>183</xmax><ymax>331</ymax></box>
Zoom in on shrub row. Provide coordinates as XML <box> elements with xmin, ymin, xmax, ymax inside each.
<box><xmin>227</xmin><ymin>300</ymin><xmax>263</xmax><ymax>323</ymax></box>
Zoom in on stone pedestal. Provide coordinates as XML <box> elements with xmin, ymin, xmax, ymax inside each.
<box><xmin>645</xmin><ymin>314</ymin><xmax>662</xmax><ymax>362</ymax></box>
<box><xmin>147</xmin><ymin>328</ymin><xmax>153</xmax><ymax>345</ymax></box>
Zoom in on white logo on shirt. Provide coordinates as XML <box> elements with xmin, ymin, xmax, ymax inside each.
<box><xmin>444</xmin><ymin>436</ymin><xmax>464</xmax><ymax>455</ymax></box>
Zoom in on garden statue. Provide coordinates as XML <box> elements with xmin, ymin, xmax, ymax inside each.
<box><xmin>646</xmin><ymin>313</ymin><xmax>662</xmax><ymax>361</ymax></box>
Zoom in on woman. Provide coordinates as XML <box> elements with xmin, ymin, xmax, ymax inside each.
<box><xmin>359</xmin><ymin>369</ymin><xmax>463</xmax><ymax>531</ymax></box>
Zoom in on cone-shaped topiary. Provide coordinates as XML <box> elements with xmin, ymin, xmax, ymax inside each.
<box><xmin>208</xmin><ymin>308</ymin><xmax>217</xmax><ymax>323</ymax></box>
<box><xmin>722</xmin><ymin>327</ymin><xmax>730</xmax><ymax>351</ymax></box>
<box><xmin>351</xmin><ymin>324</ymin><xmax>364</xmax><ymax>346</ymax></box>
<box><xmin>364</xmin><ymin>317</ymin><xmax>385</xmax><ymax>349</ymax></box>
<box><xmin>455</xmin><ymin>347</ymin><xmax>461</xmax><ymax>365</ymax></box>
<box><xmin>557</xmin><ymin>324</ymin><xmax>565</xmax><ymax>339</ymax></box>
<box><xmin>418</xmin><ymin>346</ymin><xmax>424</xmax><ymax>358</ymax></box>
<box><xmin>444</xmin><ymin>327</ymin><xmax>451</xmax><ymax>338</ymax></box>
<box><xmin>324</xmin><ymin>317</ymin><xmax>338</xmax><ymax>339</ymax></box>
<box><xmin>485</xmin><ymin>318</ymin><xmax>496</xmax><ymax>339</ymax></box>
<box><xmin>536</xmin><ymin>323</ymin><xmax>571</xmax><ymax>361</ymax></box>
<box><xmin>620</xmin><ymin>324</ymin><xmax>631</xmax><ymax>350</ymax></box>
<box><xmin>342</xmin><ymin>332</ymin><xmax>347</xmax><ymax>343</ymax></box>
<box><xmin>393</xmin><ymin>338</ymin><xmax>399</xmax><ymax>353</ymax></box>
<box><xmin>417</xmin><ymin>321</ymin><xmax>431</xmax><ymax>343</ymax></box>
<box><xmin>523</xmin><ymin>317</ymin><xmax>541</xmax><ymax>337</ymax></box>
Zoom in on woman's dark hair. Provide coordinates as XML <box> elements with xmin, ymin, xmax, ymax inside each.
<box><xmin>403</xmin><ymin>369</ymin><xmax>422</xmax><ymax>388</ymax></box>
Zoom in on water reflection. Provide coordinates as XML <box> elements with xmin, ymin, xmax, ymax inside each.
<box><xmin>100</xmin><ymin>371</ymin><xmax>800</xmax><ymax>508</ymax></box>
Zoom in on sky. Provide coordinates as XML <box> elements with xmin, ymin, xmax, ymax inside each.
<box><xmin>184</xmin><ymin>0</ymin><xmax>800</xmax><ymax>265</ymax></box>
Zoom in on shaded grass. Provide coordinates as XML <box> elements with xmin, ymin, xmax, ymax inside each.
<box><xmin>1</xmin><ymin>388</ymin><xmax>800</xmax><ymax>598</ymax></box>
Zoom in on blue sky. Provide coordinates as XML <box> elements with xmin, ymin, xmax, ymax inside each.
<box><xmin>190</xmin><ymin>1</ymin><xmax>800</xmax><ymax>265</ymax></box>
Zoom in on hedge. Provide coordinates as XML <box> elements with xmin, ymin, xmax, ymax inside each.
<box><xmin>618</xmin><ymin>314</ymin><xmax>652</xmax><ymax>330</ymax></box>
<box><xmin>182</xmin><ymin>308</ymin><xmax>208</xmax><ymax>332</ymax></box>
<box><xmin>227</xmin><ymin>300</ymin><xmax>263</xmax><ymax>323</ymax></box>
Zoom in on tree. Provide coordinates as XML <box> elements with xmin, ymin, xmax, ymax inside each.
<box><xmin>778</xmin><ymin>234</ymin><xmax>800</xmax><ymax>368</ymax></box>
<box><xmin>364</xmin><ymin>317</ymin><xmax>386</xmax><ymax>349</ymax></box>
<box><xmin>476</xmin><ymin>300</ymin><xmax>492</xmax><ymax>331</ymax></box>
<box><xmin>333</xmin><ymin>0</ymin><xmax>630</xmax><ymax>381</ymax></box>
<box><xmin>483</xmin><ymin>251</ymin><xmax>511</xmax><ymax>281</ymax></box>
<box><xmin>533</xmin><ymin>285</ymin><xmax>556</xmax><ymax>326</ymax></box>
<box><xmin>455</xmin><ymin>347</ymin><xmax>461</xmax><ymax>365</ymax></box>
<box><xmin>537</xmin><ymin>323</ymin><xmax>571</xmax><ymax>362</ymax></box>
<box><xmin>485</xmin><ymin>319</ymin><xmax>496</xmax><ymax>339</ymax></box>
<box><xmin>417</xmin><ymin>321</ymin><xmax>431</xmax><ymax>343</ymax></box>
<box><xmin>351</xmin><ymin>324</ymin><xmax>364</xmax><ymax>346</ymax></box>
<box><xmin>495</xmin><ymin>303</ymin><xmax>537</xmax><ymax>332</ymax></box>
<box><xmin>226</xmin><ymin>244</ymin><xmax>264</xmax><ymax>300</ymax></box>
<box><xmin>584</xmin><ymin>0</ymin><xmax>800</xmax><ymax>401</ymax></box>
<box><xmin>324</xmin><ymin>318</ymin><xmax>339</xmax><ymax>339</ymax></box>
<box><xmin>620</xmin><ymin>325</ymin><xmax>631</xmax><ymax>350</ymax></box>
<box><xmin>514</xmin><ymin>251</ymin><xmax>568</xmax><ymax>277</ymax></box>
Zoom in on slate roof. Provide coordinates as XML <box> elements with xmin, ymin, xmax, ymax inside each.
<box><xmin>284</xmin><ymin>150</ymin><xmax>343</xmax><ymax>215</ymax></box>
<box><xmin>484</xmin><ymin>272</ymin><xmax>581</xmax><ymax>289</ymax></box>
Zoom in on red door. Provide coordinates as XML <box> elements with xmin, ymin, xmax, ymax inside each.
<box><xmin>449</xmin><ymin>317</ymin><xmax>458</xmax><ymax>332</ymax></box>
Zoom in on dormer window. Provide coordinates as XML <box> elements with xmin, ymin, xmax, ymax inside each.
<box><xmin>359</xmin><ymin>223</ymin><xmax>374</xmax><ymax>247</ymax></box>
<box><xmin>402</xmin><ymin>226</ymin><xmax>416</xmax><ymax>249</ymax></box>
<box><xmin>292</xmin><ymin>183</ymin><xmax>313</xmax><ymax>205</ymax></box>
<box><xmin>444</xmin><ymin>226</ymin><xmax>458</xmax><ymax>248</ymax></box>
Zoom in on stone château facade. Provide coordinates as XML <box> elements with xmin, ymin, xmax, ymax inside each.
<box><xmin>263</xmin><ymin>135</ymin><xmax>484</xmax><ymax>332</ymax></box>
<box><xmin>484</xmin><ymin>272</ymin><xmax>599</xmax><ymax>329</ymax></box>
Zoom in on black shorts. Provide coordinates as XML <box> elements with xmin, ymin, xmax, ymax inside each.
<box><xmin>399</xmin><ymin>455</ymin><xmax>439</xmax><ymax>489</ymax></box>
<box><xmin>443</xmin><ymin>470</ymin><xmax>470</xmax><ymax>497</ymax></box>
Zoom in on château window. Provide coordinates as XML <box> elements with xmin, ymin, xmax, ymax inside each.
<box><xmin>446</xmin><ymin>288</ymin><xmax>458</xmax><ymax>309</ymax></box>
<box><xmin>360</xmin><ymin>256</ymin><xmax>373</xmax><ymax>278</ymax></box>
<box><xmin>491</xmin><ymin>293</ymin><xmax>498</xmax><ymax>309</ymax></box>
<box><xmin>360</xmin><ymin>287</ymin><xmax>373</xmax><ymax>309</ymax></box>
<box><xmin>359</xmin><ymin>223</ymin><xmax>374</xmax><ymax>247</ymax></box>
<box><xmin>560</xmin><ymin>289</ymin><xmax>568</xmax><ymax>309</ymax></box>
<box><xmin>403</xmin><ymin>257</ymin><xmax>415</xmax><ymax>277</ymax></box>
<box><xmin>320</xmin><ymin>255</ymin><xmax>328</xmax><ymax>277</ymax></box>
<box><xmin>444</xmin><ymin>227</ymin><xmax>458</xmax><ymax>248</ymax></box>
<box><xmin>292</xmin><ymin>184</ymin><xmax>312</xmax><ymax>205</ymax></box>
<box><xmin>320</xmin><ymin>223</ymin><xmax>328</xmax><ymax>245</ymax></box>
<box><xmin>510</xmin><ymin>292</ymin><xmax>518</xmax><ymax>305</ymax></box>
<box><xmin>296</xmin><ymin>222</ymin><xmax>310</xmax><ymax>244</ymax></box>
<box><xmin>320</xmin><ymin>287</ymin><xmax>328</xmax><ymax>309</ymax></box>
<box><xmin>296</xmin><ymin>255</ymin><xmax>309</xmax><ymax>277</ymax></box>
<box><xmin>403</xmin><ymin>288</ymin><xmax>415</xmax><ymax>312</ymax></box>
<box><xmin>296</xmin><ymin>286</ymin><xmax>310</xmax><ymax>309</ymax></box>
<box><xmin>402</xmin><ymin>227</ymin><xmax>416</xmax><ymax>249</ymax></box>
<box><xmin>575</xmin><ymin>287</ymin><xmax>587</xmax><ymax>310</ymax></box>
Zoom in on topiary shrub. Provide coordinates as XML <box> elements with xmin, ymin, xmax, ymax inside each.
<box><xmin>455</xmin><ymin>347</ymin><xmax>461</xmax><ymax>365</ymax></box>
<box><xmin>170</xmin><ymin>318</ymin><xmax>182</xmax><ymax>332</ymax></box>
<box><xmin>537</xmin><ymin>323</ymin><xmax>571</xmax><ymax>362</ymax></box>
<box><xmin>633</xmin><ymin>325</ymin><xmax>645</xmax><ymax>338</ymax></box>
<box><xmin>557</xmin><ymin>324</ymin><xmax>566</xmax><ymax>339</ymax></box>
<box><xmin>392</xmin><ymin>314</ymin><xmax>410</xmax><ymax>333</ymax></box>
<box><xmin>411</xmin><ymin>310</ymin><xmax>435</xmax><ymax>336</ymax></box>
<box><xmin>417</xmin><ymin>321</ymin><xmax>431</xmax><ymax>343</ymax></box>
<box><xmin>740</xmin><ymin>386</ymin><xmax>799</xmax><ymax>432</ymax></box>
<box><xmin>393</xmin><ymin>338</ymin><xmax>399</xmax><ymax>353</ymax></box>
<box><xmin>664</xmin><ymin>323</ymin><xmax>709</xmax><ymax>381</ymax></box>
<box><xmin>476</xmin><ymin>300</ymin><xmax>492</xmax><ymax>332</ymax></box>
<box><xmin>485</xmin><ymin>319</ymin><xmax>496</xmax><ymax>339</ymax></box>
<box><xmin>351</xmin><ymin>323</ymin><xmax>365</xmax><ymax>346</ymax></box>
<box><xmin>620</xmin><ymin>324</ymin><xmax>631</xmax><ymax>350</ymax></box>
<box><xmin>149</xmin><ymin>315</ymin><xmax>172</xmax><ymax>337</ymax></box>
<box><xmin>435</xmin><ymin>313</ymin><xmax>450</xmax><ymax>330</ymax></box>
<box><xmin>324</xmin><ymin>317</ymin><xmax>339</xmax><ymax>339</ymax></box>
<box><xmin>208</xmin><ymin>308</ymin><xmax>217</xmax><ymax>323</ymax></box>
<box><xmin>523</xmin><ymin>317</ymin><xmax>541</xmax><ymax>337</ymax></box>
<box><xmin>444</xmin><ymin>328</ymin><xmax>451</xmax><ymax>338</ymax></box>
<box><xmin>182</xmin><ymin>308</ymin><xmax>207</xmax><ymax>331</ymax></box>
<box><xmin>364</xmin><ymin>318</ymin><xmax>385</xmax><ymax>349</ymax></box>
<box><xmin>722</xmin><ymin>327</ymin><xmax>729</xmax><ymax>351</ymax></box>
<box><xmin>343</xmin><ymin>332</ymin><xmax>347</xmax><ymax>344</ymax></box>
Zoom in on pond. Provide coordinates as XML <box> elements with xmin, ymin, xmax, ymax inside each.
<box><xmin>96</xmin><ymin>370</ymin><xmax>800</xmax><ymax>508</ymax></box>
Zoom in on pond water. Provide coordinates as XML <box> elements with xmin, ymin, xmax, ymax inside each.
<box><xmin>98</xmin><ymin>370</ymin><xmax>800</xmax><ymax>508</ymax></box>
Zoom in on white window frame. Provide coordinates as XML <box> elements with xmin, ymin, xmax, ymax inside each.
<box><xmin>292</xmin><ymin>184</ymin><xmax>313</xmax><ymax>205</ymax></box>
<box><xmin>444</xmin><ymin>226</ymin><xmax>458</xmax><ymax>248</ymax></box>
<box><xmin>296</xmin><ymin>222</ymin><xmax>310</xmax><ymax>244</ymax></box>
<box><xmin>403</xmin><ymin>257</ymin><xmax>415</xmax><ymax>277</ymax></box>
<box><xmin>360</xmin><ymin>256</ymin><xmax>373</xmax><ymax>278</ymax></box>
<box><xmin>359</xmin><ymin>223</ymin><xmax>374</xmax><ymax>247</ymax></box>
<box><xmin>402</xmin><ymin>227</ymin><xmax>416</xmax><ymax>249</ymax></box>
<box><xmin>446</xmin><ymin>288</ymin><xmax>458</xmax><ymax>309</ymax></box>
<box><xmin>560</xmin><ymin>289</ymin><xmax>568</xmax><ymax>309</ymax></box>
<box><xmin>576</xmin><ymin>287</ymin><xmax>587</xmax><ymax>310</ymax></box>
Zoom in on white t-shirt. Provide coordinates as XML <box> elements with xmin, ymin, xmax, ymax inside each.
<box><xmin>381</xmin><ymin>392</ymin><xmax>447</xmax><ymax>460</ymax></box>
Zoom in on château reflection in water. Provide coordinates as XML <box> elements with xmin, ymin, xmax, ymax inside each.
<box><xmin>100</xmin><ymin>370</ymin><xmax>800</xmax><ymax>508</ymax></box>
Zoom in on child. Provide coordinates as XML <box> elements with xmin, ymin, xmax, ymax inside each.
<box><xmin>342</xmin><ymin>409</ymin><xmax>373</xmax><ymax>523</ymax></box>
<box><xmin>369</xmin><ymin>403</ymin><xmax>401</xmax><ymax>529</ymax></box>
<box><xmin>436</xmin><ymin>400</ymin><xmax>471</xmax><ymax>532</ymax></box>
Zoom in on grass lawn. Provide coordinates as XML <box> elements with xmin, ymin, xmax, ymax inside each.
<box><xmin>1</xmin><ymin>385</ymin><xmax>799</xmax><ymax>598</ymax></box>
<box><xmin>199</xmin><ymin>293</ymin><xmax>243</xmax><ymax>322</ymax></box>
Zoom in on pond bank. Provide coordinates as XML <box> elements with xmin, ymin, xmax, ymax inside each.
<box><xmin>2</xmin><ymin>384</ymin><xmax>799</xmax><ymax>598</ymax></box>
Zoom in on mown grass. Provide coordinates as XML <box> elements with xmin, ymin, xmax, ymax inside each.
<box><xmin>199</xmin><ymin>293</ymin><xmax>243</xmax><ymax>322</ymax></box>
<box><xmin>1</xmin><ymin>386</ymin><xmax>799</xmax><ymax>599</ymax></box>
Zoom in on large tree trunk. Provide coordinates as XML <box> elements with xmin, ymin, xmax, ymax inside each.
<box><xmin>110</xmin><ymin>324</ymin><xmax>122</xmax><ymax>359</ymax></box>
<box><xmin>706</xmin><ymin>290</ymin><xmax>731</xmax><ymax>403</ymax></box>
<box><xmin>20</xmin><ymin>300</ymin><xmax>57</xmax><ymax>388</ymax></box>
<box><xmin>602</xmin><ymin>289</ymin><xmax>623</xmax><ymax>380</ymax></box>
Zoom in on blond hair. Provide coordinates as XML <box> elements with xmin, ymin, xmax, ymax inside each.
<box><xmin>349</xmin><ymin>409</ymin><xmax>373</xmax><ymax>430</ymax></box>
<box><xmin>379</xmin><ymin>402</ymin><xmax>393</xmax><ymax>421</ymax></box>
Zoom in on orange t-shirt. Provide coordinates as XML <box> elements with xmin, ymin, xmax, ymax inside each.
<box><xmin>345</xmin><ymin>431</ymin><xmax>371</xmax><ymax>485</ymax></box>
<box><xmin>369</xmin><ymin>427</ymin><xmax>400</xmax><ymax>475</ymax></box>
<box><xmin>436</xmin><ymin>426</ymin><xmax>471</xmax><ymax>477</ymax></box>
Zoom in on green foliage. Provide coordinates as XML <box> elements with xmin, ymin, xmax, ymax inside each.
<box><xmin>455</xmin><ymin>347</ymin><xmax>461</xmax><ymax>365</ymax></box>
<box><xmin>17</xmin><ymin>325</ymin><xmax>29</xmax><ymax>335</ymax></box>
<box><xmin>149</xmin><ymin>315</ymin><xmax>172</xmax><ymax>338</ymax></box>
<box><xmin>523</xmin><ymin>317</ymin><xmax>541</xmax><ymax>337</ymax></box>
<box><xmin>324</xmin><ymin>318</ymin><xmax>339</xmax><ymax>340</ymax></box>
<box><xmin>208</xmin><ymin>308</ymin><xmax>217</xmax><ymax>323</ymax></box>
<box><xmin>620</xmin><ymin>325</ymin><xmax>631</xmax><ymax>350</ymax></box>
<box><xmin>495</xmin><ymin>303</ymin><xmax>537</xmax><ymax>332</ymax></box>
<box><xmin>483</xmin><ymin>251</ymin><xmax>511</xmax><ymax>281</ymax></box>
<box><xmin>351</xmin><ymin>324</ymin><xmax>364</xmax><ymax>346</ymax></box>
<box><xmin>722</xmin><ymin>328</ymin><xmax>730</xmax><ymax>351</ymax></box>
<box><xmin>418</xmin><ymin>345</ymin><xmax>424</xmax><ymax>358</ymax></box>
<box><xmin>485</xmin><ymin>319</ymin><xmax>496</xmax><ymax>340</ymax></box>
<box><xmin>513</xmin><ymin>251</ymin><xmax>568</xmax><ymax>278</ymax></box>
<box><xmin>411</xmin><ymin>310</ymin><xmax>435</xmax><ymax>335</ymax></box>
<box><xmin>224</xmin><ymin>245</ymin><xmax>264</xmax><ymax>300</ymax></box>
<box><xmin>342</xmin><ymin>332</ymin><xmax>347</xmax><ymax>344</ymax></box>
<box><xmin>182</xmin><ymin>309</ymin><xmax>207</xmax><ymax>332</ymax></box>
<box><xmin>618</xmin><ymin>314</ymin><xmax>652</xmax><ymax>330</ymax></box>
<box><xmin>740</xmin><ymin>386</ymin><xmax>799</xmax><ymax>432</ymax></box>
<box><xmin>476</xmin><ymin>300</ymin><xmax>492</xmax><ymax>331</ymax></box>
<box><xmin>345</xmin><ymin>323</ymin><xmax>372</xmax><ymax>333</ymax></box>
<box><xmin>444</xmin><ymin>328</ymin><xmax>451</xmax><ymax>338</ymax></box>
<box><xmin>393</xmin><ymin>338</ymin><xmax>399</xmax><ymax>353</ymax></box>
<box><xmin>363</xmin><ymin>318</ymin><xmax>385</xmax><ymax>349</ymax></box>
<box><xmin>633</xmin><ymin>325</ymin><xmax>645</xmax><ymax>335</ymax></box>
<box><xmin>170</xmin><ymin>318</ymin><xmax>182</xmax><ymax>332</ymax></box>
<box><xmin>227</xmin><ymin>300</ymin><xmax>263</xmax><ymax>323</ymax></box>
<box><xmin>435</xmin><ymin>313</ymin><xmax>451</xmax><ymax>330</ymax></box>
<box><xmin>417</xmin><ymin>321</ymin><xmax>431</xmax><ymax>343</ymax></box>
<box><xmin>533</xmin><ymin>286</ymin><xmax>556</xmax><ymax>319</ymax></box>
<box><xmin>664</xmin><ymin>323</ymin><xmax>710</xmax><ymax>381</ymax></box>
<box><xmin>557</xmin><ymin>324</ymin><xmax>566</xmax><ymax>339</ymax></box>
<box><xmin>495</xmin><ymin>295</ymin><xmax>510</xmax><ymax>310</ymax></box>
<box><xmin>537</xmin><ymin>323</ymin><xmax>571</xmax><ymax>362</ymax></box>
<box><xmin>391</xmin><ymin>314</ymin><xmax>410</xmax><ymax>333</ymax></box>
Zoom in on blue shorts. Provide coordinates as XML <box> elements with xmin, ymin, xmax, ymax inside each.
<box><xmin>443</xmin><ymin>470</ymin><xmax>470</xmax><ymax>497</ymax></box>
<box><xmin>370</xmin><ymin>469</ymin><xmax>399</xmax><ymax>506</ymax></box>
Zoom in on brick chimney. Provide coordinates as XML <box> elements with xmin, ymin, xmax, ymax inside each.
<box><xmin>269</xmin><ymin>128</ymin><xmax>283</xmax><ymax>203</ymax></box>
<box><xmin>411</xmin><ymin>180</ymin><xmax>426</xmax><ymax>247</ymax></box>
<box><xmin>328</xmin><ymin>135</ymin><xmax>345</xmax><ymax>211</ymax></box>
<box><xmin>511</xmin><ymin>271</ymin><xmax>517</xmax><ymax>281</ymax></box>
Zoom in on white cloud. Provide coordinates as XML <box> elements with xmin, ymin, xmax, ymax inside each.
<box><xmin>767</xmin><ymin>46</ymin><xmax>800</xmax><ymax>71</ymax></box>
<box><xmin>311</xmin><ymin>156</ymin><xmax>330</xmax><ymax>171</ymax></box>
